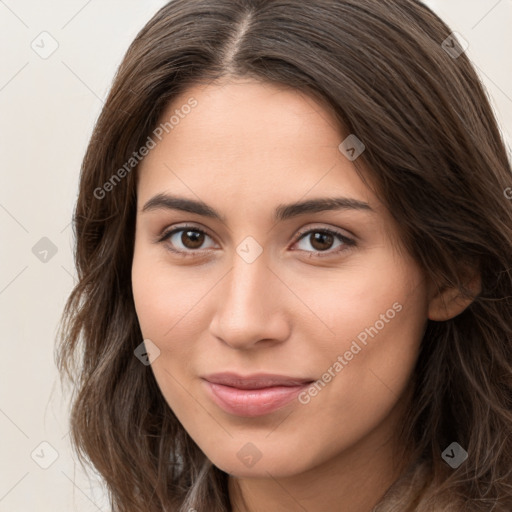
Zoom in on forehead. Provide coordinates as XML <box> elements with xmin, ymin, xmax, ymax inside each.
<box><xmin>136</xmin><ymin>78</ymin><xmax>379</xmax><ymax>216</ymax></box>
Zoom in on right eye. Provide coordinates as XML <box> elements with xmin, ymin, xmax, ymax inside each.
<box><xmin>159</xmin><ymin>224</ymin><xmax>217</xmax><ymax>257</ymax></box>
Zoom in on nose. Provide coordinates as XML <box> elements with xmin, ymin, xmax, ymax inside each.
<box><xmin>208</xmin><ymin>251</ymin><xmax>291</xmax><ymax>350</ymax></box>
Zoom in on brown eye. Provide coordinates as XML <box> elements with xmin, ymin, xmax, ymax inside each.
<box><xmin>309</xmin><ymin>232</ymin><xmax>335</xmax><ymax>251</ymax></box>
<box><xmin>293</xmin><ymin>228</ymin><xmax>356</xmax><ymax>258</ymax></box>
<box><xmin>160</xmin><ymin>226</ymin><xmax>216</xmax><ymax>256</ymax></box>
<box><xmin>180</xmin><ymin>230</ymin><xmax>205</xmax><ymax>249</ymax></box>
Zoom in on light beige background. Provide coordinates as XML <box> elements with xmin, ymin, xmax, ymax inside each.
<box><xmin>0</xmin><ymin>1</ymin><xmax>510</xmax><ymax>510</ymax></box>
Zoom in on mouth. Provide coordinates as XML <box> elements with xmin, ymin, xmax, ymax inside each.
<box><xmin>201</xmin><ymin>372</ymin><xmax>315</xmax><ymax>417</ymax></box>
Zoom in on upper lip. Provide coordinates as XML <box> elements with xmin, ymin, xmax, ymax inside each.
<box><xmin>202</xmin><ymin>372</ymin><xmax>314</xmax><ymax>390</ymax></box>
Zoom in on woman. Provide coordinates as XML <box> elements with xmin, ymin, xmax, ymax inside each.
<box><xmin>56</xmin><ymin>0</ymin><xmax>512</xmax><ymax>510</ymax></box>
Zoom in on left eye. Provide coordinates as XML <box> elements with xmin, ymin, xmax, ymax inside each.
<box><xmin>293</xmin><ymin>228</ymin><xmax>356</xmax><ymax>256</ymax></box>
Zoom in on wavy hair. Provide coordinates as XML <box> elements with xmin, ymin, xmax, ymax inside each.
<box><xmin>56</xmin><ymin>0</ymin><xmax>512</xmax><ymax>510</ymax></box>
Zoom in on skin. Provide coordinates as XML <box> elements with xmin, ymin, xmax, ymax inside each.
<box><xmin>131</xmin><ymin>77</ymin><xmax>476</xmax><ymax>512</ymax></box>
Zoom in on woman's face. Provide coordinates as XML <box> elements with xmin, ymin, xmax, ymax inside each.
<box><xmin>132</xmin><ymin>78</ymin><xmax>430</xmax><ymax>478</ymax></box>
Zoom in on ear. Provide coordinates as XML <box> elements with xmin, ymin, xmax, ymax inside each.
<box><xmin>427</xmin><ymin>268</ymin><xmax>481</xmax><ymax>321</ymax></box>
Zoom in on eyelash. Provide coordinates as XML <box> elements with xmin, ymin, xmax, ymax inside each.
<box><xmin>157</xmin><ymin>223</ymin><xmax>356</xmax><ymax>259</ymax></box>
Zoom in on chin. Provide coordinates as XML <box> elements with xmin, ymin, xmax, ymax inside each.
<box><xmin>205</xmin><ymin>441</ymin><xmax>317</xmax><ymax>479</ymax></box>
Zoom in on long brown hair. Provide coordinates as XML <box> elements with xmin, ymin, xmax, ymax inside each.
<box><xmin>56</xmin><ymin>1</ymin><xmax>512</xmax><ymax>510</ymax></box>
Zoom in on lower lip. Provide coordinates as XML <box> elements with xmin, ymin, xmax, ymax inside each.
<box><xmin>202</xmin><ymin>380</ymin><xmax>311</xmax><ymax>417</ymax></box>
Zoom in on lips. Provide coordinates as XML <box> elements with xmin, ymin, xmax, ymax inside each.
<box><xmin>201</xmin><ymin>372</ymin><xmax>315</xmax><ymax>417</ymax></box>
<box><xmin>202</xmin><ymin>372</ymin><xmax>314</xmax><ymax>389</ymax></box>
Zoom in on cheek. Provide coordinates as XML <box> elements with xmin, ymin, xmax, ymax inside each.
<box><xmin>286</xmin><ymin>252</ymin><xmax>426</xmax><ymax>356</ymax></box>
<box><xmin>294</xmin><ymin>270</ymin><xmax>426</xmax><ymax>457</ymax></box>
<box><xmin>131</xmin><ymin>258</ymin><xmax>169</xmax><ymax>339</ymax></box>
<box><xmin>131</xmin><ymin>244</ymin><xmax>204</xmax><ymax>341</ymax></box>
<box><xmin>131</xmin><ymin>247</ymin><xmax>219</xmax><ymax>411</ymax></box>
<box><xmin>131</xmin><ymin>253</ymin><xmax>202</xmax><ymax>407</ymax></box>
<box><xmin>290</xmin><ymin>260</ymin><xmax>428</xmax><ymax>424</ymax></box>
<box><xmin>303</xmin><ymin>262</ymin><xmax>426</xmax><ymax>404</ymax></box>
<box><xmin>131</xmin><ymin>261</ymin><xmax>214</xmax><ymax>438</ymax></box>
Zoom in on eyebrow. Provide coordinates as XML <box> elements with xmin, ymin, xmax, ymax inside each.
<box><xmin>141</xmin><ymin>193</ymin><xmax>374</xmax><ymax>222</ymax></box>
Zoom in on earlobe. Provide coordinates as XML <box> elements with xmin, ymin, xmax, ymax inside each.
<box><xmin>427</xmin><ymin>271</ymin><xmax>481</xmax><ymax>321</ymax></box>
